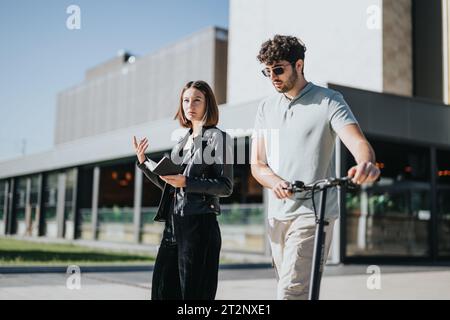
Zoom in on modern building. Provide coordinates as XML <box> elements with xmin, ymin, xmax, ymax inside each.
<box><xmin>1</xmin><ymin>0</ymin><xmax>449</xmax><ymax>264</ymax></box>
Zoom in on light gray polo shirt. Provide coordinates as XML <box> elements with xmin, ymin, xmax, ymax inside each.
<box><xmin>252</xmin><ymin>82</ymin><xmax>358</xmax><ymax>220</ymax></box>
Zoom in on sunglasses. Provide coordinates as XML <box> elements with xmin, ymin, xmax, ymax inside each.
<box><xmin>261</xmin><ymin>62</ymin><xmax>296</xmax><ymax>77</ymax></box>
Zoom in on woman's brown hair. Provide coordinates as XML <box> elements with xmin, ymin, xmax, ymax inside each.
<box><xmin>174</xmin><ymin>80</ymin><xmax>219</xmax><ymax>128</ymax></box>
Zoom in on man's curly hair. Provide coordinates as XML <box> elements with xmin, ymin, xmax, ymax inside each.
<box><xmin>257</xmin><ymin>35</ymin><xmax>306</xmax><ymax>67</ymax></box>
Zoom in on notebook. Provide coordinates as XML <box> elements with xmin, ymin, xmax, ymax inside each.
<box><xmin>144</xmin><ymin>156</ymin><xmax>184</xmax><ymax>176</ymax></box>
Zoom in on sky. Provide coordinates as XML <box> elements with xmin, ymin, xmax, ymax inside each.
<box><xmin>0</xmin><ymin>0</ymin><xmax>229</xmax><ymax>161</ymax></box>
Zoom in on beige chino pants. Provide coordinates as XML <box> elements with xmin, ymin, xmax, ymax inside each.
<box><xmin>268</xmin><ymin>213</ymin><xmax>335</xmax><ymax>300</ymax></box>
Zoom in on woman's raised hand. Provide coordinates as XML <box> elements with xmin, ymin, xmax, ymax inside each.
<box><xmin>133</xmin><ymin>136</ymin><xmax>149</xmax><ymax>164</ymax></box>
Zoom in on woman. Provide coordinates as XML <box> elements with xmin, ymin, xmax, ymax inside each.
<box><xmin>132</xmin><ymin>80</ymin><xmax>233</xmax><ymax>300</ymax></box>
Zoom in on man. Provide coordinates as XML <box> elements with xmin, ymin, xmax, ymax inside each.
<box><xmin>251</xmin><ymin>35</ymin><xmax>380</xmax><ymax>300</ymax></box>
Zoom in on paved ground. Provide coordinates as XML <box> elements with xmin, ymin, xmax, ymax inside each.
<box><xmin>2</xmin><ymin>265</ymin><xmax>450</xmax><ymax>300</ymax></box>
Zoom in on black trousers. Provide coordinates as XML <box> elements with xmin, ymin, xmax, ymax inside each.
<box><xmin>151</xmin><ymin>212</ymin><xmax>221</xmax><ymax>300</ymax></box>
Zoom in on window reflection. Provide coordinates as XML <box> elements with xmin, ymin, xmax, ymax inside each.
<box><xmin>77</xmin><ymin>167</ymin><xmax>93</xmax><ymax>240</ymax></box>
<box><xmin>43</xmin><ymin>173</ymin><xmax>59</xmax><ymax>238</ymax></box>
<box><xmin>437</xmin><ymin>149</ymin><xmax>450</xmax><ymax>256</ymax></box>
<box><xmin>98</xmin><ymin>162</ymin><xmax>135</xmax><ymax>243</ymax></box>
<box><xmin>28</xmin><ymin>175</ymin><xmax>40</xmax><ymax>236</ymax></box>
<box><xmin>0</xmin><ymin>180</ymin><xmax>7</xmax><ymax>235</ymax></box>
<box><xmin>64</xmin><ymin>169</ymin><xmax>77</xmax><ymax>239</ymax></box>
<box><xmin>345</xmin><ymin>140</ymin><xmax>431</xmax><ymax>257</ymax></box>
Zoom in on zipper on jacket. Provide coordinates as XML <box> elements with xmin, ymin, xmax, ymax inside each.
<box><xmin>171</xmin><ymin>189</ymin><xmax>176</xmax><ymax>242</ymax></box>
<box><xmin>176</xmin><ymin>186</ymin><xmax>185</xmax><ymax>217</ymax></box>
<box><xmin>202</xmin><ymin>173</ymin><xmax>206</xmax><ymax>201</ymax></box>
<box><xmin>171</xmin><ymin>213</ymin><xmax>176</xmax><ymax>243</ymax></box>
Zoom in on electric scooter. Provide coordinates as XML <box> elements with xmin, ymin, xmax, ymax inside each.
<box><xmin>285</xmin><ymin>176</ymin><xmax>358</xmax><ymax>300</ymax></box>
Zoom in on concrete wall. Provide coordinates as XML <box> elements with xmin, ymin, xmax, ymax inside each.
<box><xmin>214</xmin><ymin>29</ymin><xmax>229</xmax><ymax>105</ymax></box>
<box><xmin>383</xmin><ymin>0</ymin><xmax>413</xmax><ymax>96</ymax></box>
<box><xmin>227</xmin><ymin>0</ymin><xmax>383</xmax><ymax>105</ymax></box>
<box><xmin>54</xmin><ymin>27</ymin><xmax>228</xmax><ymax>145</ymax></box>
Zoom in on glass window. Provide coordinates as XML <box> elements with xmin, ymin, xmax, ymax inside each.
<box><xmin>437</xmin><ymin>148</ymin><xmax>450</xmax><ymax>257</ymax></box>
<box><xmin>12</xmin><ymin>175</ymin><xmax>41</xmax><ymax>236</ymax></box>
<box><xmin>14</xmin><ymin>177</ymin><xmax>27</xmax><ymax>235</ymax></box>
<box><xmin>345</xmin><ymin>139</ymin><xmax>431</xmax><ymax>257</ymax></box>
<box><xmin>28</xmin><ymin>175</ymin><xmax>40</xmax><ymax>236</ymax></box>
<box><xmin>98</xmin><ymin>162</ymin><xmax>135</xmax><ymax>242</ymax></box>
<box><xmin>0</xmin><ymin>180</ymin><xmax>6</xmax><ymax>235</ymax></box>
<box><xmin>76</xmin><ymin>167</ymin><xmax>93</xmax><ymax>240</ymax></box>
<box><xmin>369</xmin><ymin>140</ymin><xmax>430</xmax><ymax>182</ymax></box>
<box><xmin>64</xmin><ymin>168</ymin><xmax>77</xmax><ymax>239</ymax></box>
<box><xmin>43</xmin><ymin>172</ymin><xmax>59</xmax><ymax>238</ymax></box>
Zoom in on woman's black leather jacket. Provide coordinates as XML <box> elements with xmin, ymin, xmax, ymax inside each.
<box><xmin>137</xmin><ymin>126</ymin><xmax>234</xmax><ymax>222</ymax></box>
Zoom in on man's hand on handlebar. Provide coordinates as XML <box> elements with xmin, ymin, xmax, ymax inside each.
<box><xmin>271</xmin><ymin>180</ymin><xmax>293</xmax><ymax>199</ymax></box>
<box><xmin>347</xmin><ymin>161</ymin><xmax>380</xmax><ymax>185</ymax></box>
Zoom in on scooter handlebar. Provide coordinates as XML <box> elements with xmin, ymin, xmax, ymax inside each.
<box><xmin>284</xmin><ymin>176</ymin><xmax>364</xmax><ymax>193</ymax></box>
